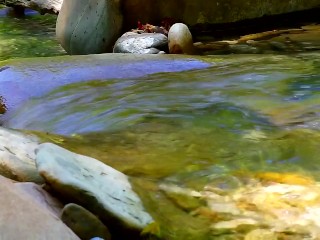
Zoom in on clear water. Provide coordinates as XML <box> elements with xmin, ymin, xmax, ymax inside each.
<box><xmin>2</xmin><ymin>6</ymin><xmax>320</xmax><ymax>239</ymax></box>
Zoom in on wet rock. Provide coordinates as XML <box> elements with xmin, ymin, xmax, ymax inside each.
<box><xmin>159</xmin><ymin>183</ymin><xmax>203</xmax><ymax>211</ymax></box>
<box><xmin>56</xmin><ymin>0</ymin><xmax>122</xmax><ymax>54</ymax></box>
<box><xmin>36</xmin><ymin>143</ymin><xmax>153</xmax><ymax>235</ymax></box>
<box><xmin>113</xmin><ymin>33</ymin><xmax>168</xmax><ymax>54</ymax></box>
<box><xmin>168</xmin><ymin>23</ymin><xmax>197</xmax><ymax>54</ymax></box>
<box><xmin>0</xmin><ymin>175</ymin><xmax>79</xmax><ymax>240</ymax></box>
<box><xmin>61</xmin><ymin>203</ymin><xmax>111</xmax><ymax>240</ymax></box>
<box><xmin>0</xmin><ymin>127</ymin><xmax>43</xmax><ymax>183</ymax></box>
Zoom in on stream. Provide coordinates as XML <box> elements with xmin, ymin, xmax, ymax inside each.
<box><xmin>1</xmin><ymin>5</ymin><xmax>320</xmax><ymax>240</ymax></box>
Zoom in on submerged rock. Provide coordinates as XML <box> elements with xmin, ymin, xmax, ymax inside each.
<box><xmin>113</xmin><ymin>33</ymin><xmax>168</xmax><ymax>54</ymax></box>
<box><xmin>0</xmin><ymin>127</ymin><xmax>43</xmax><ymax>183</ymax></box>
<box><xmin>36</xmin><ymin>143</ymin><xmax>153</xmax><ymax>235</ymax></box>
<box><xmin>161</xmin><ymin>172</ymin><xmax>320</xmax><ymax>239</ymax></box>
<box><xmin>56</xmin><ymin>0</ymin><xmax>122</xmax><ymax>54</ymax></box>
<box><xmin>245</xmin><ymin>229</ymin><xmax>278</xmax><ymax>240</ymax></box>
<box><xmin>61</xmin><ymin>203</ymin><xmax>111</xmax><ymax>240</ymax></box>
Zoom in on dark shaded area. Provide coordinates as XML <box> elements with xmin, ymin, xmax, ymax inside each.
<box><xmin>0</xmin><ymin>96</ymin><xmax>6</xmax><ymax>115</ymax></box>
<box><xmin>191</xmin><ymin>7</ymin><xmax>320</xmax><ymax>41</ymax></box>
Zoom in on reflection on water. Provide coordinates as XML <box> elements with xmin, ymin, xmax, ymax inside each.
<box><xmin>0</xmin><ymin>6</ymin><xmax>65</xmax><ymax>61</ymax></box>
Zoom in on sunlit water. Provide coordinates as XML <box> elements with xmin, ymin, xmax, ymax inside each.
<box><xmin>2</xmin><ymin>6</ymin><xmax>320</xmax><ymax>239</ymax></box>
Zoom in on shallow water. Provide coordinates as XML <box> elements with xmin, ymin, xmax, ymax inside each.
<box><xmin>2</xmin><ymin>6</ymin><xmax>320</xmax><ymax>240</ymax></box>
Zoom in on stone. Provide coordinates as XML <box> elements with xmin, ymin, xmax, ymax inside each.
<box><xmin>0</xmin><ymin>127</ymin><xmax>43</xmax><ymax>183</ymax></box>
<box><xmin>61</xmin><ymin>203</ymin><xmax>111</xmax><ymax>240</ymax></box>
<box><xmin>0</xmin><ymin>175</ymin><xmax>79</xmax><ymax>240</ymax></box>
<box><xmin>15</xmin><ymin>182</ymin><xmax>63</xmax><ymax>217</ymax></box>
<box><xmin>168</xmin><ymin>23</ymin><xmax>197</xmax><ymax>55</ymax></box>
<box><xmin>35</xmin><ymin>143</ymin><xmax>153</xmax><ymax>235</ymax></box>
<box><xmin>113</xmin><ymin>33</ymin><xmax>168</xmax><ymax>54</ymax></box>
<box><xmin>56</xmin><ymin>0</ymin><xmax>122</xmax><ymax>54</ymax></box>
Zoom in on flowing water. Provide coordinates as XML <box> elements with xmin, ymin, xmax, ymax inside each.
<box><xmin>2</xmin><ymin>5</ymin><xmax>320</xmax><ymax>240</ymax></box>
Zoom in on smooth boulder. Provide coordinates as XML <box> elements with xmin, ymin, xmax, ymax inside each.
<box><xmin>0</xmin><ymin>175</ymin><xmax>79</xmax><ymax>240</ymax></box>
<box><xmin>0</xmin><ymin>127</ymin><xmax>43</xmax><ymax>183</ymax></box>
<box><xmin>113</xmin><ymin>33</ymin><xmax>168</xmax><ymax>54</ymax></box>
<box><xmin>56</xmin><ymin>0</ymin><xmax>122</xmax><ymax>54</ymax></box>
<box><xmin>36</xmin><ymin>143</ymin><xmax>153</xmax><ymax>236</ymax></box>
<box><xmin>168</xmin><ymin>23</ymin><xmax>197</xmax><ymax>55</ymax></box>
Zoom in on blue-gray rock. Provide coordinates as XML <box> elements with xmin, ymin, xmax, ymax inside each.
<box><xmin>56</xmin><ymin>0</ymin><xmax>122</xmax><ymax>54</ymax></box>
<box><xmin>35</xmin><ymin>143</ymin><xmax>153</xmax><ymax>234</ymax></box>
<box><xmin>113</xmin><ymin>33</ymin><xmax>168</xmax><ymax>54</ymax></box>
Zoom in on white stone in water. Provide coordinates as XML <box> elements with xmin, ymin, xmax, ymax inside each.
<box><xmin>35</xmin><ymin>143</ymin><xmax>153</xmax><ymax>232</ymax></box>
<box><xmin>168</xmin><ymin>23</ymin><xmax>197</xmax><ymax>55</ymax></box>
<box><xmin>0</xmin><ymin>127</ymin><xmax>43</xmax><ymax>183</ymax></box>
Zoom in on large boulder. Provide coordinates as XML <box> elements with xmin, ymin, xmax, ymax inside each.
<box><xmin>56</xmin><ymin>0</ymin><xmax>122</xmax><ymax>54</ymax></box>
<box><xmin>36</xmin><ymin>143</ymin><xmax>153</xmax><ymax>237</ymax></box>
<box><xmin>0</xmin><ymin>175</ymin><xmax>79</xmax><ymax>240</ymax></box>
